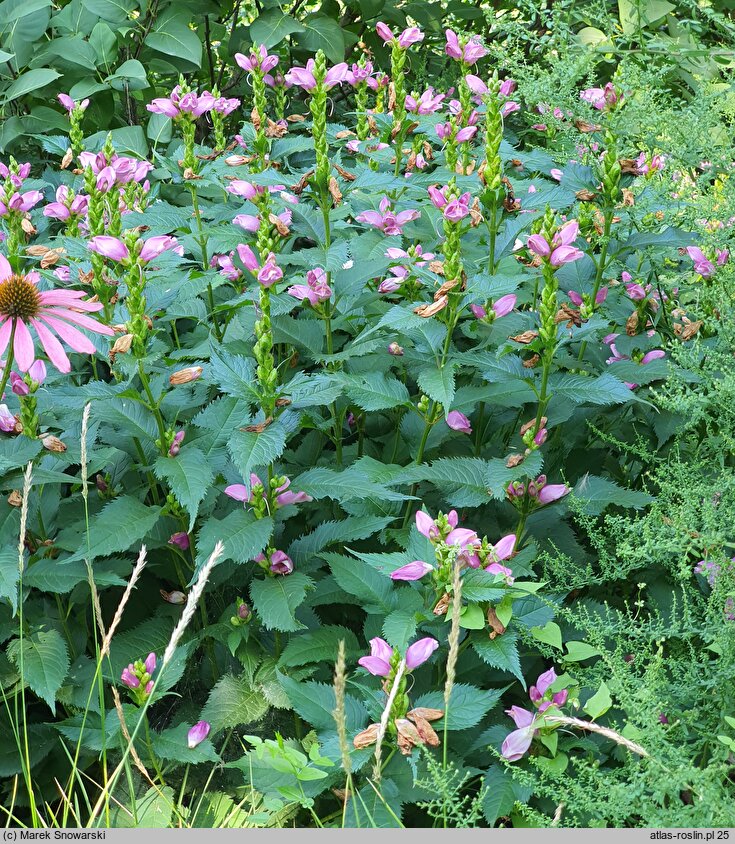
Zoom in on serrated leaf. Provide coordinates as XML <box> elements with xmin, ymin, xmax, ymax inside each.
<box><xmin>201</xmin><ymin>673</ymin><xmax>269</xmax><ymax>732</ymax></box>
<box><xmin>322</xmin><ymin>553</ymin><xmax>393</xmax><ymax>610</ymax></box>
<box><xmin>342</xmin><ymin>372</ymin><xmax>411</xmax><ymax>411</ymax></box>
<box><xmin>482</xmin><ymin>766</ymin><xmax>533</xmax><ymax>825</ymax></box>
<box><xmin>572</xmin><ymin>474</ymin><xmax>653</xmax><ymax>516</ymax></box>
<box><xmin>208</xmin><ymin>346</ymin><xmax>258</xmax><ymax>400</ymax></box>
<box><xmin>278</xmin><ymin>675</ymin><xmax>367</xmax><ymax>731</ymax></box>
<box><xmin>547</xmin><ymin>373</ymin><xmax>635</xmax><ymax>406</ymax></box>
<box><xmin>417</xmin><ymin>364</ymin><xmax>456</xmax><ymax>409</ymax></box>
<box><xmin>381</xmin><ymin>607</ymin><xmax>418</xmax><ymax>651</ymax></box>
<box><xmin>7</xmin><ymin>628</ymin><xmax>69</xmax><ymax>713</ymax></box>
<box><xmin>279</xmin><ymin>627</ymin><xmax>360</xmax><ymax>668</ymax></box>
<box><xmin>250</xmin><ymin>573</ymin><xmax>313</xmax><ymax>632</ymax></box>
<box><xmin>473</xmin><ymin>634</ymin><xmax>525</xmax><ymax>687</ymax></box>
<box><xmin>227</xmin><ymin>414</ymin><xmax>298</xmax><ymax>481</ymax></box>
<box><xmin>154</xmin><ymin>447</ymin><xmax>214</xmax><ymax>531</ymax></box>
<box><xmin>414</xmin><ymin>684</ymin><xmax>504</xmax><ymax>730</ymax></box>
<box><xmin>66</xmin><ymin>497</ymin><xmax>161</xmax><ymax>562</ymax></box>
<box><xmin>195</xmin><ymin>512</ymin><xmax>273</xmax><ymax>574</ymax></box>
<box><xmin>0</xmin><ymin>548</ymin><xmax>18</xmax><ymax>614</ymax></box>
<box><xmin>288</xmin><ymin>515</ymin><xmax>394</xmax><ymax>565</ymax></box>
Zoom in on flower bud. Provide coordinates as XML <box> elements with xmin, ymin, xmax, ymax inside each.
<box><xmin>388</xmin><ymin>342</ymin><xmax>404</xmax><ymax>356</ymax></box>
<box><xmin>169</xmin><ymin>366</ymin><xmax>203</xmax><ymax>386</ymax></box>
<box><xmin>168</xmin><ymin>532</ymin><xmax>190</xmax><ymax>550</ymax></box>
<box><xmin>187</xmin><ymin>720</ymin><xmax>211</xmax><ymax>748</ymax></box>
<box><xmin>41</xmin><ymin>434</ymin><xmax>67</xmax><ymax>453</ymax></box>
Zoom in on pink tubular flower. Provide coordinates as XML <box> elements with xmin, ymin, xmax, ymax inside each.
<box><xmin>580</xmin><ymin>82</ymin><xmax>620</xmax><ymax>110</ymax></box>
<box><xmin>168</xmin><ymin>532</ymin><xmax>190</xmax><ymax>550</ymax></box>
<box><xmin>356</xmin><ymin>196</ymin><xmax>420</xmax><ymax>235</ymax></box>
<box><xmin>445</xmin><ymin>30</ymin><xmax>487</xmax><ymax>64</ymax></box>
<box><xmin>406</xmin><ymin>88</ymin><xmax>445</xmax><ymax>115</ymax></box>
<box><xmin>273</xmin><ymin>477</ymin><xmax>313</xmax><ymax>506</ymax></box>
<box><xmin>120</xmin><ymin>667</ymin><xmax>139</xmax><ymax>689</ymax></box>
<box><xmin>187</xmin><ymin>721</ymin><xmax>211</xmax><ymax>748</ymax></box>
<box><xmin>501</xmin><ymin>723</ymin><xmax>535</xmax><ymax>761</ymax></box>
<box><xmin>58</xmin><ymin>93</ymin><xmax>89</xmax><ymax>113</ymax></box>
<box><xmin>527</xmin><ymin>234</ymin><xmax>550</xmax><ymax>257</ymax></box>
<box><xmin>443</xmin><ymin>193</ymin><xmax>472</xmax><ymax>223</ymax></box>
<box><xmin>233</xmin><ymin>214</ymin><xmax>260</xmax><ymax>232</ymax></box>
<box><xmin>257</xmin><ymin>252</ymin><xmax>282</xmax><ymax>287</ymax></box>
<box><xmin>416</xmin><ymin>510</ymin><xmax>441</xmax><ymax>540</ymax></box>
<box><xmin>358</xmin><ymin>636</ymin><xmax>394</xmax><ymax>676</ymax></box>
<box><xmin>269</xmin><ymin>550</ymin><xmax>293</xmax><ymax>575</ymax></box>
<box><xmin>285</xmin><ymin>59</ymin><xmax>347</xmax><ymax>91</ymax></box>
<box><xmin>0</xmin><ymin>256</ymin><xmax>113</xmax><ymax>374</ymax></box>
<box><xmin>139</xmin><ymin>235</ymin><xmax>180</xmax><ymax>262</ymax></box>
<box><xmin>492</xmin><ymin>294</ymin><xmax>516</xmax><ymax>318</ymax></box>
<box><xmin>537</xmin><ymin>483</ymin><xmax>570</xmax><ymax>505</ymax></box>
<box><xmin>88</xmin><ymin>236</ymin><xmax>129</xmax><ymax>263</ymax></box>
<box><xmin>235</xmin><ymin>45</ymin><xmax>279</xmax><ymax>74</ymax></box>
<box><xmin>237</xmin><ymin>244</ymin><xmax>260</xmax><ymax>272</ymax></box>
<box><xmin>144</xmin><ymin>652</ymin><xmax>156</xmax><ymax>675</ymax></box>
<box><xmin>446</xmin><ymin>410</ymin><xmax>472</xmax><ymax>434</ymax></box>
<box><xmin>391</xmin><ymin>560</ymin><xmax>433</xmax><ymax>581</ymax></box>
<box><xmin>0</xmin><ymin>405</ymin><xmax>15</xmax><ymax>432</ymax></box>
<box><xmin>641</xmin><ymin>349</ymin><xmax>665</xmax><ymax>365</ymax></box>
<box><xmin>169</xmin><ymin>430</ymin><xmax>185</xmax><ymax>457</ymax></box>
<box><xmin>287</xmin><ymin>267</ymin><xmax>332</xmax><ymax>307</ymax></box>
<box><xmin>686</xmin><ymin>246</ymin><xmax>715</xmax><ymax>279</ymax></box>
<box><xmin>376</xmin><ymin>22</ymin><xmax>424</xmax><ymax>48</ymax></box>
<box><xmin>529</xmin><ymin>667</ymin><xmax>556</xmax><ymax>702</ymax></box>
<box><xmin>405</xmin><ymin>637</ymin><xmax>439</xmax><ymax>668</ymax></box>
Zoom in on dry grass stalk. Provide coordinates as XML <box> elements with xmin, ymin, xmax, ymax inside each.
<box><xmin>80</xmin><ymin>404</ymin><xmax>91</xmax><ymax>505</ymax></box>
<box><xmin>444</xmin><ymin>561</ymin><xmax>462</xmax><ymax>710</ymax></box>
<box><xmin>543</xmin><ymin>715</ymin><xmax>648</xmax><ymax>756</ymax></box>
<box><xmin>100</xmin><ymin>545</ymin><xmax>148</xmax><ymax>659</ymax></box>
<box><xmin>372</xmin><ymin>658</ymin><xmax>406</xmax><ymax>782</ymax></box>
<box><xmin>18</xmin><ymin>462</ymin><xmax>33</xmax><ymax>576</ymax></box>
<box><xmin>110</xmin><ymin>686</ymin><xmax>155</xmax><ymax>786</ymax></box>
<box><xmin>162</xmin><ymin>540</ymin><xmax>225</xmax><ymax>667</ymax></box>
<box><xmin>332</xmin><ymin>640</ymin><xmax>351</xmax><ymax>775</ymax></box>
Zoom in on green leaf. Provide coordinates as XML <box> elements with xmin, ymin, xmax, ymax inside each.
<box><xmin>152</xmin><ymin>724</ymin><xmax>220</xmax><ymax>764</ymax></box>
<box><xmin>381</xmin><ymin>607</ymin><xmax>418</xmax><ymax>651</ymax></box>
<box><xmin>249</xmin><ymin>10</ymin><xmax>305</xmax><ymax>47</ymax></box>
<box><xmin>195</xmin><ymin>511</ymin><xmax>272</xmax><ymax>572</ymax></box>
<box><xmin>278</xmin><ymin>675</ymin><xmax>367</xmax><ymax>731</ymax></box>
<box><xmin>110</xmin><ymin>785</ymin><xmax>175</xmax><ymax>828</ymax></box>
<box><xmin>0</xmin><ymin>548</ymin><xmax>18</xmax><ymax>614</ymax></box>
<box><xmin>322</xmin><ymin>552</ymin><xmax>393</xmax><ymax>611</ymax></box>
<box><xmin>583</xmin><ymin>681</ymin><xmax>612</xmax><ymax>719</ymax></box>
<box><xmin>65</xmin><ymin>497</ymin><xmax>161</xmax><ymax>562</ymax></box>
<box><xmin>417</xmin><ymin>364</ymin><xmax>456</xmax><ymax>409</ymax></box>
<box><xmin>572</xmin><ymin>474</ymin><xmax>653</xmax><ymax>516</ymax></box>
<box><xmin>7</xmin><ymin>628</ymin><xmax>69</xmax><ymax>713</ymax></box>
<box><xmin>565</xmin><ymin>641</ymin><xmax>601</xmax><ymax>662</ymax></box>
<box><xmin>414</xmin><ymin>684</ymin><xmax>503</xmax><ymax>730</ymax></box>
<box><xmin>459</xmin><ymin>570</ymin><xmax>507</xmax><ymax>603</ymax></box>
<box><xmin>145</xmin><ymin>13</ymin><xmax>202</xmax><ymax>66</ymax></box>
<box><xmin>227</xmin><ymin>414</ymin><xmax>297</xmax><ymax>481</ymax></box>
<box><xmin>278</xmin><ymin>626</ymin><xmax>360</xmax><ymax>668</ymax></box>
<box><xmin>83</xmin><ymin>0</ymin><xmax>136</xmax><ymax>22</ymax></box>
<box><xmin>531</xmin><ymin>621</ymin><xmax>563</xmax><ymax>650</ymax></box>
<box><xmin>154</xmin><ymin>447</ymin><xmax>214</xmax><ymax>531</ymax></box>
<box><xmin>201</xmin><ymin>673</ymin><xmax>269</xmax><ymax>732</ymax></box>
<box><xmin>288</xmin><ymin>515</ymin><xmax>394</xmax><ymax>565</ymax></box>
<box><xmin>208</xmin><ymin>346</ymin><xmax>258</xmax><ymax>400</ymax></box>
<box><xmin>482</xmin><ymin>765</ymin><xmax>532</xmax><ymax>825</ymax></box>
<box><xmin>342</xmin><ymin>372</ymin><xmax>410</xmax><ymax>411</ymax></box>
<box><xmin>296</xmin><ymin>13</ymin><xmax>346</xmax><ymax>62</ymax></box>
<box><xmin>3</xmin><ymin>68</ymin><xmax>62</xmax><ymax>103</ymax></box>
<box><xmin>473</xmin><ymin>634</ymin><xmax>525</xmax><ymax>687</ymax></box>
<box><xmin>547</xmin><ymin>373</ymin><xmax>635</xmax><ymax>406</ymax></box>
<box><xmin>250</xmin><ymin>573</ymin><xmax>313</xmax><ymax>632</ymax></box>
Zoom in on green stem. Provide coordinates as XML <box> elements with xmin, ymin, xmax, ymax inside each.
<box><xmin>137</xmin><ymin>361</ymin><xmax>167</xmax><ymax>456</ymax></box>
<box><xmin>578</xmin><ymin>209</ymin><xmax>613</xmax><ymax>362</ymax></box>
<box><xmin>534</xmin><ymin>355</ymin><xmax>552</xmax><ymax>434</ymax></box>
<box><xmin>487</xmin><ymin>203</ymin><xmax>498</xmax><ymax>274</ymax></box>
<box><xmin>189</xmin><ymin>185</ymin><xmax>222</xmax><ymax>341</ymax></box>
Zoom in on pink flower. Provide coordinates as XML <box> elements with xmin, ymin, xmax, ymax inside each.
<box><xmin>445</xmin><ymin>30</ymin><xmax>487</xmax><ymax>63</ymax></box>
<box><xmin>406</xmin><ymin>88</ymin><xmax>445</xmax><ymax>115</ymax></box>
<box><xmin>10</xmin><ymin>372</ymin><xmax>28</xmax><ymax>396</ymax></box>
<box><xmin>529</xmin><ymin>667</ymin><xmax>557</xmax><ymax>702</ymax></box>
<box><xmin>235</xmin><ymin>45</ymin><xmax>279</xmax><ymax>73</ymax></box>
<box><xmin>501</xmin><ymin>725</ymin><xmax>535</xmax><ymax>761</ymax></box>
<box><xmin>686</xmin><ymin>246</ymin><xmax>715</xmax><ymax>278</ymax></box>
<box><xmin>550</xmin><ymin>168</ymin><xmax>563</xmax><ymax>181</ymax></box>
<box><xmin>58</xmin><ymin>93</ymin><xmax>89</xmax><ymax>113</ymax></box>
<box><xmin>550</xmin><ymin>245</ymin><xmax>583</xmax><ymax>267</ymax></box>
<box><xmin>187</xmin><ymin>721</ymin><xmax>211</xmax><ymax>748</ymax></box>
<box><xmin>445</xmin><ymin>527</ymin><xmax>479</xmax><ymax>548</ymax></box>
<box><xmin>443</xmin><ymin>194</ymin><xmax>471</xmax><ymax>223</ymax></box>
<box><xmin>0</xmin><ymin>256</ymin><xmax>113</xmax><ymax>374</ymax></box>
<box><xmin>527</xmin><ymin>234</ymin><xmax>550</xmax><ymax>257</ymax></box>
<box><xmin>144</xmin><ymin>652</ymin><xmax>157</xmax><ymax>675</ymax></box>
<box><xmin>168</xmin><ymin>532</ymin><xmax>190</xmax><ymax>550</ymax></box>
<box><xmin>140</xmin><ymin>235</ymin><xmax>180</xmax><ymax>262</ymax></box>
<box><xmin>120</xmin><ymin>667</ymin><xmax>139</xmax><ymax>689</ymax></box>
<box><xmin>486</xmin><ymin>562</ymin><xmax>514</xmax><ymax>583</ymax></box>
<box><xmin>237</xmin><ymin>244</ymin><xmax>260</xmax><ymax>272</ymax></box>
<box><xmin>537</xmin><ymin>483</ymin><xmax>570</xmax><ymax>505</ymax></box>
<box><xmin>287</xmin><ymin>267</ymin><xmax>332</xmax><ymax>307</ymax></box>
<box><xmin>507</xmin><ymin>705</ymin><xmax>535</xmax><ymax>728</ymax></box>
<box><xmin>492</xmin><ymin>294</ymin><xmax>516</xmax><ymax>318</ymax></box>
<box><xmin>358</xmin><ymin>636</ymin><xmax>394</xmax><ymax>676</ymax></box>
<box><xmin>391</xmin><ymin>560</ymin><xmax>433</xmax><ymax>581</ymax></box>
<box><xmin>416</xmin><ymin>510</ymin><xmax>440</xmax><ymax>539</ymax></box>
<box><xmin>471</xmin><ymin>304</ymin><xmax>487</xmax><ymax>319</ymax></box>
<box><xmin>257</xmin><ymin>252</ymin><xmax>282</xmax><ymax>287</ymax></box>
<box><xmin>405</xmin><ymin>637</ymin><xmax>439</xmax><ymax>668</ymax></box>
<box><xmin>269</xmin><ymin>550</ymin><xmax>293</xmax><ymax>575</ymax></box>
<box><xmin>446</xmin><ymin>410</ymin><xmax>472</xmax><ymax>434</ymax></box>
<box><xmin>88</xmin><ymin>236</ymin><xmax>129</xmax><ymax>263</ymax></box>
<box><xmin>491</xmin><ymin>534</ymin><xmax>516</xmax><ymax>561</ymax></box>
<box><xmin>641</xmin><ymin>349</ymin><xmax>665</xmax><ymax>365</ymax></box>
<box><xmin>580</xmin><ymin>82</ymin><xmax>620</xmax><ymax>110</ymax></box>
<box><xmin>356</xmin><ymin>196</ymin><xmax>420</xmax><ymax>235</ymax></box>
<box><xmin>227</xmin><ymin>180</ymin><xmax>260</xmax><ymax>200</ymax></box>
<box><xmin>273</xmin><ymin>477</ymin><xmax>313</xmax><ymax>506</ymax></box>
<box><xmin>0</xmin><ymin>405</ymin><xmax>15</xmax><ymax>431</ymax></box>
<box><xmin>285</xmin><ymin>59</ymin><xmax>347</xmax><ymax>91</ymax></box>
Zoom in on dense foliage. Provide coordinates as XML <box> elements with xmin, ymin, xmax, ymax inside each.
<box><xmin>1</xmin><ymin>0</ymin><xmax>734</xmax><ymax>830</ymax></box>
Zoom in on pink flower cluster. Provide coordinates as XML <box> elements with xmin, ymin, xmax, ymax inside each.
<box><xmin>375</xmin><ymin>22</ymin><xmax>424</xmax><ymax>48</ymax></box>
<box><xmin>358</xmin><ymin>636</ymin><xmax>438</xmax><ymax>676</ymax></box>
<box><xmin>225</xmin><ymin>474</ymin><xmax>312</xmax><ymax>508</ymax></box>
<box><xmin>502</xmin><ymin>667</ymin><xmax>569</xmax><ymax>761</ymax></box>
<box><xmin>147</xmin><ymin>86</ymin><xmax>239</xmax><ymax>119</ymax></box>
<box><xmin>445</xmin><ymin>29</ymin><xmax>487</xmax><ymax>64</ymax></box>
<box><xmin>527</xmin><ymin>220</ymin><xmax>583</xmax><ymax>266</ymax></box>
<box><xmin>428</xmin><ymin>185</ymin><xmax>472</xmax><ymax>223</ymax></box>
<box><xmin>356</xmin><ymin>196</ymin><xmax>420</xmax><ymax>235</ymax></box>
<box><xmin>287</xmin><ymin>267</ymin><xmax>332</xmax><ymax>307</ymax></box>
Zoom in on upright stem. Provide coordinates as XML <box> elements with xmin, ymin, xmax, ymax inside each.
<box><xmin>137</xmin><ymin>361</ymin><xmax>168</xmax><ymax>456</ymax></box>
<box><xmin>0</xmin><ymin>321</ymin><xmax>16</xmax><ymax>400</ymax></box>
<box><xmin>189</xmin><ymin>185</ymin><xmax>222</xmax><ymax>342</ymax></box>
<box><xmin>578</xmin><ymin>209</ymin><xmax>613</xmax><ymax>362</ymax></box>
